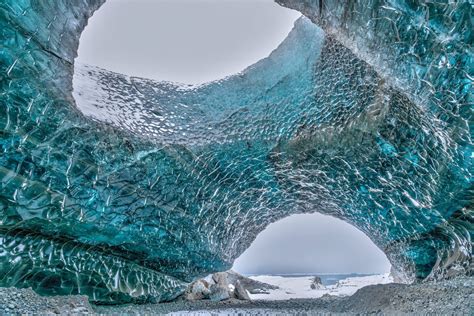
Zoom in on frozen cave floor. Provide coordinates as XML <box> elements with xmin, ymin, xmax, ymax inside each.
<box><xmin>1</xmin><ymin>277</ymin><xmax>472</xmax><ymax>315</ymax></box>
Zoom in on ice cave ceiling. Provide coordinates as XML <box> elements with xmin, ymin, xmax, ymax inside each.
<box><xmin>0</xmin><ymin>0</ymin><xmax>472</xmax><ymax>304</ymax></box>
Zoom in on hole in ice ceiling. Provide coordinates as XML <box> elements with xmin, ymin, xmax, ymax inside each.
<box><xmin>76</xmin><ymin>0</ymin><xmax>301</xmax><ymax>84</ymax></box>
<box><xmin>232</xmin><ymin>213</ymin><xmax>392</xmax><ymax>298</ymax></box>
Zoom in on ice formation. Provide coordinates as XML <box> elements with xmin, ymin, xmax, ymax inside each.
<box><xmin>0</xmin><ymin>0</ymin><xmax>472</xmax><ymax>304</ymax></box>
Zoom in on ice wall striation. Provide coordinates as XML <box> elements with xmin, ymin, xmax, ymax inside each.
<box><xmin>277</xmin><ymin>0</ymin><xmax>473</xmax><ymax>278</ymax></box>
<box><xmin>1</xmin><ymin>0</ymin><xmax>472</xmax><ymax>304</ymax></box>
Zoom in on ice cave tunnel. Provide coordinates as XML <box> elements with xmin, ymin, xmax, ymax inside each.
<box><xmin>0</xmin><ymin>0</ymin><xmax>472</xmax><ymax>304</ymax></box>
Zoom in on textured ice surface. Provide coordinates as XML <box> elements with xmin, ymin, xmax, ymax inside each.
<box><xmin>0</xmin><ymin>0</ymin><xmax>472</xmax><ymax>304</ymax></box>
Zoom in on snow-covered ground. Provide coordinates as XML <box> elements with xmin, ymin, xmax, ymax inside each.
<box><xmin>248</xmin><ymin>273</ymin><xmax>393</xmax><ymax>300</ymax></box>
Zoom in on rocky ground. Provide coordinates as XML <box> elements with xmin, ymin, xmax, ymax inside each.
<box><xmin>1</xmin><ymin>277</ymin><xmax>472</xmax><ymax>315</ymax></box>
<box><xmin>0</xmin><ymin>287</ymin><xmax>92</xmax><ymax>314</ymax></box>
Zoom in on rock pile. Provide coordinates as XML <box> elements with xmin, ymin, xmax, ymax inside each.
<box><xmin>183</xmin><ymin>270</ymin><xmax>277</xmax><ymax>302</ymax></box>
<box><xmin>310</xmin><ymin>276</ymin><xmax>325</xmax><ymax>290</ymax></box>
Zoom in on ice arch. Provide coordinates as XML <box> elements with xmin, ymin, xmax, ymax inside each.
<box><xmin>0</xmin><ymin>0</ymin><xmax>472</xmax><ymax>304</ymax></box>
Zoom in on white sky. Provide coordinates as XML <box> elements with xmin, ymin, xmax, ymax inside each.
<box><xmin>77</xmin><ymin>0</ymin><xmax>391</xmax><ymax>275</ymax></box>
<box><xmin>77</xmin><ymin>0</ymin><xmax>301</xmax><ymax>84</ymax></box>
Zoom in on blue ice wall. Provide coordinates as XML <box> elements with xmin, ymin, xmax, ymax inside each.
<box><xmin>0</xmin><ymin>0</ymin><xmax>472</xmax><ymax>303</ymax></box>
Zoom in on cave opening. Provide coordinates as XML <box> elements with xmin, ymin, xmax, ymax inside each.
<box><xmin>230</xmin><ymin>213</ymin><xmax>393</xmax><ymax>299</ymax></box>
<box><xmin>76</xmin><ymin>0</ymin><xmax>301</xmax><ymax>84</ymax></box>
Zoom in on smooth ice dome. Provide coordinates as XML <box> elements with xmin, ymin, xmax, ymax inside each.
<box><xmin>0</xmin><ymin>0</ymin><xmax>472</xmax><ymax>304</ymax></box>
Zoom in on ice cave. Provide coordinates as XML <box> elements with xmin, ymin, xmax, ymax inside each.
<box><xmin>0</xmin><ymin>0</ymin><xmax>472</xmax><ymax>305</ymax></box>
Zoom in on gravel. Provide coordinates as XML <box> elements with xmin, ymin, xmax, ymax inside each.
<box><xmin>0</xmin><ymin>287</ymin><xmax>93</xmax><ymax>315</ymax></box>
<box><xmin>1</xmin><ymin>277</ymin><xmax>472</xmax><ymax>315</ymax></box>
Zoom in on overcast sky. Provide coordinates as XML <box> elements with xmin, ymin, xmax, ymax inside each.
<box><xmin>233</xmin><ymin>213</ymin><xmax>391</xmax><ymax>275</ymax></box>
<box><xmin>77</xmin><ymin>0</ymin><xmax>391</xmax><ymax>275</ymax></box>
<box><xmin>77</xmin><ymin>0</ymin><xmax>301</xmax><ymax>84</ymax></box>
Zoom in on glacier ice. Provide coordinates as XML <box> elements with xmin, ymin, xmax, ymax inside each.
<box><xmin>0</xmin><ymin>0</ymin><xmax>472</xmax><ymax>304</ymax></box>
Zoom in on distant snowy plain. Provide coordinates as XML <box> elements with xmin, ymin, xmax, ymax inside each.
<box><xmin>248</xmin><ymin>274</ymin><xmax>393</xmax><ymax>300</ymax></box>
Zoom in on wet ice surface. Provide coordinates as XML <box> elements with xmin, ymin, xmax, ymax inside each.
<box><xmin>1</xmin><ymin>0</ymin><xmax>472</xmax><ymax>304</ymax></box>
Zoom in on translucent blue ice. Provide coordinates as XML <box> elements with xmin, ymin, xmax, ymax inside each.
<box><xmin>0</xmin><ymin>0</ymin><xmax>472</xmax><ymax>303</ymax></box>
